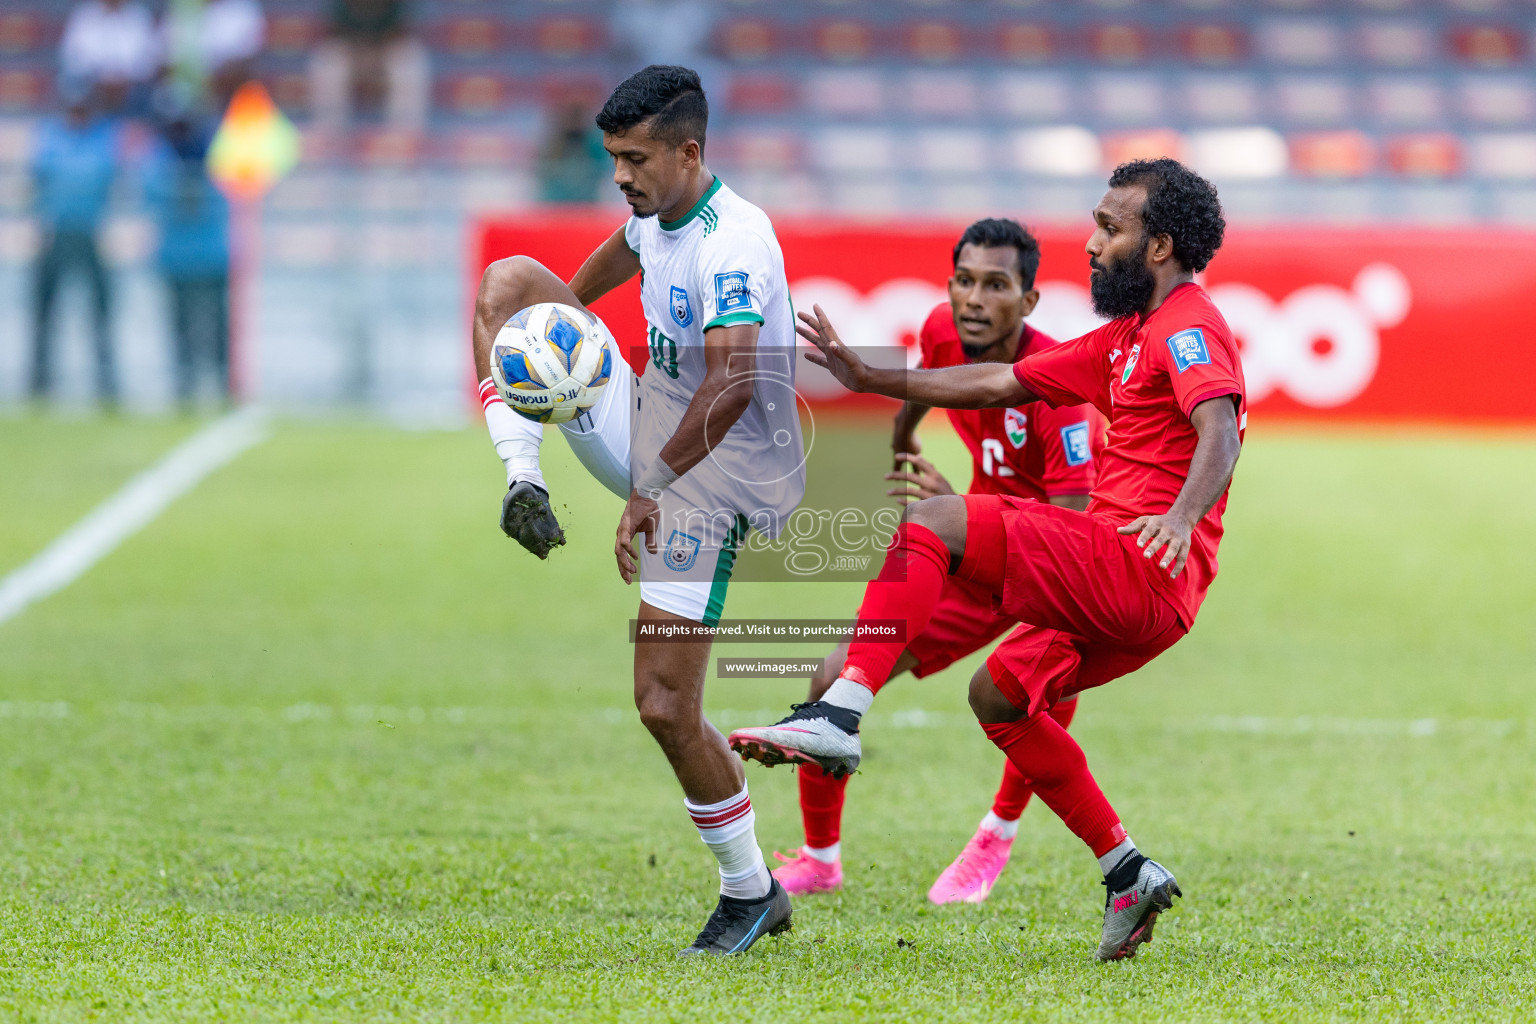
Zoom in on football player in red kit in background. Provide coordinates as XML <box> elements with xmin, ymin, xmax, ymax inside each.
<box><xmin>770</xmin><ymin>219</ymin><xmax>1105</xmax><ymax>905</ymax></box>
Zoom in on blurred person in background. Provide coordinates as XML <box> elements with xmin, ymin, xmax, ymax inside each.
<box><xmin>143</xmin><ymin>96</ymin><xmax>230</xmax><ymax>408</ymax></box>
<box><xmin>610</xmin><ymin>0</ymin><xmax>723</xmax><ymax>105</ymax></box>
<box><xmin>160</xmin><ymin>0</ymin><xmax>267</xmax><ymax>110</ymax></box>
<box><xmin>537</xmin><ymin>98</ymin><xmax>608</xmax><ymax>204</ymax></box>
<box><xmin>309</xmin><ymin>0</ymin><xmax>430</xmax><ymax>134</ymax></box>
<box><xmin>29</xmin><ymin>82</ymin><xmax>122</xmax><ymax>408</ymax></box>
<box><xmin>59</xmin><ymin>0</ymin><xmax>160</xmax><ymax>116</ymax></box>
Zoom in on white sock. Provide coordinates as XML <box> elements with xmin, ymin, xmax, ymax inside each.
<box><xmin>480</xmin><ymin>379</ymin><xmax>546</xmax><ymax>489</ymax></box>
<box><xmin>979</xmin><ymin>810</ymin><xmax>1020</xmax><ymax>840</ymax></box>
<box><xmin>685</xmin><ymin>785</ymin><xmax>771</xmax><ymax>899</ymax></box>
<box><xmin>822</xmin><ymin>676</ymin><xmax>874</xmax><ymax>716</ymax></box>
<box><xmin>803</xmin><ymin>842</ymin><xmax>840</xmax><ymax>863</ymax></box>
<box><xmin>1097</xmin><ymin>836</ymin><xmax>1138</xmax><ymax>876</ymax></box>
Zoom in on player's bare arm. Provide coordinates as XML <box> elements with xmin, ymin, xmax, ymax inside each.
<box><xmin>569</xmin><ymin>225</ymin><xmax>642</xmax><ymax>307</ymax></box>
<box><xmin>1118</xmin><ymin>396</ymin><xmax>1241</xmax><ymax>578</ymax></box>
<box><xmin>614</xmin><ymin>322</ymin><xmax>761</xmax><ymax>584</ymax></box>
<box><xmin>798</xmin><ymin>305</ymin><xmax>1037</xmax><ymax>410</ymax></box>
<box><xmin>891</xmin><ymin>397</ymin><xmax>931</xmax><ymax>468</ymax></box>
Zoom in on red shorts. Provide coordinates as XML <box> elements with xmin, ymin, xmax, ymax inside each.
<box><xmin>903</xmin><ymin>576</ymin><xmax>1015</xmax><ymax>678</ymax></box>
<box><xmin>956</xmin><ymin>494</ymin><xmax>1189</xmax><ymax>715</ymax></box>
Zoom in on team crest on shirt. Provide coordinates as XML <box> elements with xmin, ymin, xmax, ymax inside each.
<box><xmin>664</xmin><ymin>530</ymin><xmax>702</xmax><ymax>572</ymax></box>
<box><xmin>669</xmin><ymin>286</ymin><xmax>693</xmax><ymax>327</ymax></box>
<box><xmin>1166</xmin><ymin>328</ymin><xmax>1211</xmax><ymax>373</ymax></box>
<box><xmin>1004</xmin><ymin>408</ymin><xmax>1028</xmax><ymax>449</ymax></box>
<box><xmin>1120</xmin><ymin>343</ymin><xmax>1142</xmax><ymax>384</ymax></box>
<box><xmin>714</xmin><ymin>271</ymin><xmax>751</xmax><ymax>313</ymax></box>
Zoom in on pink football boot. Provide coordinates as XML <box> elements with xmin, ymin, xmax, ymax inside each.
<box><xmin>772</xmin><ymin>848</ymin><xmax>843</xmax><ymax>896</ymax></box>
<box><xmin>928</xmin><ymin>828</ymin><xmax>1014</xmax><ymax>904</ymax></box>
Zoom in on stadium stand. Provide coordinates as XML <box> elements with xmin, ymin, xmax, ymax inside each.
<box><xmin>3</xmin><ymin>0</ymin><xmax>1536</xmax><ymax>412</ymax></box>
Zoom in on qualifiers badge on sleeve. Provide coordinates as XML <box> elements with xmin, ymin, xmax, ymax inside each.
<box><xmin>714</xmin><ymin>271</ymin><xmax>751</xmax><ymax>313</ymax></box>
<box><xmin>1166</xmin><ymin>328</ymin><xmax>1211</xmax><ymax>373</ymax></box>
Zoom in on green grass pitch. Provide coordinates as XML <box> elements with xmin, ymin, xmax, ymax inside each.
<box><xmin>1</xmin><ymin>413</ymin><xmax>1533</xmax><ymax>1022</ymax></box>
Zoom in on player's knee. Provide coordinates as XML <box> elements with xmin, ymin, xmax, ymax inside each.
<box><xmin>903</xmin><ymin>494</ymin><xmax>967</xmax><ymax>565</ymax></box>
<box><xmin>633</xmin><ymin>680</ymin><xmax>694</xmax><ymax>746</ymax></box>
<box><xmin>968</xmin><ymin>663</ymin><xmax>1025</xmax><ymax>724</ymax></box>
<box><xmin>478</xmin><ymin>255</ymin><xmax>542</xmax><ymax>314</ymax></box>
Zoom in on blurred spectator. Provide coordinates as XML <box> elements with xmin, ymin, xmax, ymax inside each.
<box><xmin>143</xmin><ymin>100</ymin><xmax>230</xmax><ymax>406</ymax></box>
<box><xmin>161</xmin><ymin>0</ymin><xmax>267</xmax><ymax>110</ymax></box>
<box><xmin>309</xmin><ymin>0</ymin><xmax>430</xmax><ymax>133</ymax></box>
<box><xmin>610</xmin><ymin>0</ymin><xmax>722</xmax><ymax>100</ymax></box>
<box><xmin>29</xmin><ymin>84</ymin><xmax>122</xmax><ymax>406</ymax></box>
<box><xmin>59</xmin><ymin>0</ymin><xmax>159</xmax><ymax>115</ymax></box>
<box><xmin>538</xmin><ymin>101</ymin><xmax>609</xmax><ymax>204</ymax></box>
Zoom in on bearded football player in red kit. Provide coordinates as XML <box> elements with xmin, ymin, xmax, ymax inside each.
<box><xmin>731</xmin><ymin>159</ymin><xmax>1245</xmax><ymax>961</ymax></box>
<box><xmin>768</xmin><ymin>218</ymin><xmax>1105</xmax><ymax>906</ymax></box>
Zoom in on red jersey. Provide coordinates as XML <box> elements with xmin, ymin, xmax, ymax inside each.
<box><xmin>1012</xmin><ymin>282</ymin><xmax>1246</xmax><ymax>626</ymax></box>
<box><xmin>918</xmin><ymin>303</ymin><xmax>1099</xmax><ymax>502</ymax></box>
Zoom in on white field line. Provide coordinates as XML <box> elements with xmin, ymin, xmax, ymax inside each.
<box><xmin>0</xmin><ymin>408</ymin><xmax>271</xmax><ymax>626</ymax></box>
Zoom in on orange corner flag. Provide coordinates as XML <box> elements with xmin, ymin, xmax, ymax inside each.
<box><xmin>208</xmin><ymin>82</ymin><xmax>301</xmax><ymax>201</ymax></box>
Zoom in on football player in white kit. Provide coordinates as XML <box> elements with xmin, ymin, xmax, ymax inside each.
<box><xmin>470</xmin><ymin>66</ymin><xmax>803</xmax><ymax>954</ymax></box>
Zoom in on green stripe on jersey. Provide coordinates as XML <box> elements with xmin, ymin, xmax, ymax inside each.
<box><xmin>660</xmin><ymin>177</ymin><xmax>724</xmax><ymax>232</ymax></box>
<box><xmin>703</xmin><ymin>310</ymin><xmax>765</xmax><ymax>331</ymax></box>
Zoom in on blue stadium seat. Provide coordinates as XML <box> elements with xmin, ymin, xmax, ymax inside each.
<box><xmin>1179</xmin><ymin>73</ymin><xmax>1261</xmax><ymax>124</ymax></box>
<box><xmin>1458</xmin><ymin>76</ymin><xmax>1536</xmax><ymax>128</ymax></box>
<box><xmin>1256</xmin><ymin>18</ymin><xmax>1345</xmax><ymax>67</ymax></box>
<box><xmin>813</xmin><ymin>126</ymin><xmax>897</xmax><ymax>174</ymax></box>
<box><xmin>805</xmin><ymin>69</ymin><xmax>886</xmax><ymax>119</ymax></box>
<box><xmin>991</xmin><ymin>71</ymin><xmax>1075</xmax><ymax>123</ymax></box>
<box><xmin>1366</xmin><ymin>77</ymin><xmax>1447</xmax><ymax>129</ymax></box>
<box><xmin>912</xmin><ymin>128</ymin><xmax>990</xmax><ymax>174</ymax></box>
<box><xmin>1274</xmin><ymin>75</ymin><xmax>1355</xmax><ymax>128</ymax></box>
<box><xmin>1089</xmin><ymin>73</ymin><xmax>1167</xmax><ymax>126</ymax></box>
<box><xmin>896</xmin><ymin>70</ymin><xmax>980</xmax><ymax>120</ymax></box>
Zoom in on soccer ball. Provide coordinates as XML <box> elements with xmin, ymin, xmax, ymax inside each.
<box><xmin>490</xmin><ymin>302</ymin><xmax>614</xmax><ymax>424</ymax></box>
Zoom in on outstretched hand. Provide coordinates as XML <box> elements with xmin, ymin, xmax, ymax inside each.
<box><xmin>796</xmin><ymin>305</ymin><xmax>869</xmax><ymax>393</ymax></box>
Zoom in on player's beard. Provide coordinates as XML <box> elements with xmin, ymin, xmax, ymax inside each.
<box><xmin>1089</xmin><ymin>235</ymin><xmax>1157</xmax><ymax>319</ymax></box>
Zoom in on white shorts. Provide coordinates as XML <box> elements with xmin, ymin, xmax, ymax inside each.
<box><xmin>556</xmin><ymin>325</ymin><xmax>632</xmax><ymax>501</ymax></box>
<box><xmin>554</xmin><ymin>328</ymin><xmax>744</xmax><ymax>626</ymax></box>
<box><xmin>637</xmin><ymin>491</ymin><xmax>748</xmax><ymax>627</ymax></box>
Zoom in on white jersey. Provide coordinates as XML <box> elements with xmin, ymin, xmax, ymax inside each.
<box><xmin>624</xmin><ymin>178</ymin><xmax>804</xmax><ymax>538</ymax></box>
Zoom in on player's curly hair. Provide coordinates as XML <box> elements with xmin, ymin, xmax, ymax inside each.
<box><xmin>596</xmin><ymin>65</ymin><xmax>708</xmax><ymax>150</ymax></box>
<box><xmin>1107</xmin><ymin>158</ymin><xmax>1225</xmax><ymax>273</ymax></box>
<box><xmin>953</xmin><ymin>218</ymin><xmax>1041</xmax><ymax>289</ymax></box>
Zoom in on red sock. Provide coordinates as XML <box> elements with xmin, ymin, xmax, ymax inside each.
<box><xmin>982</xmin><ymin>709</ymin><xmax>1126</xmax><ymax>857</ymax></box>
<box><xmin>798</xmin><ymin>763</ymin><xmax>848</xmax><ymax>849</ymax></box>
<box><xmin>841</xmin><ymin>523</ymin><xmax>952</xmax><ymax>696</ymax></box>
<box><xmin>990</xmin><ymin>698</ymin><xmax>1078</xmax><ymax>820</ymax></box>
